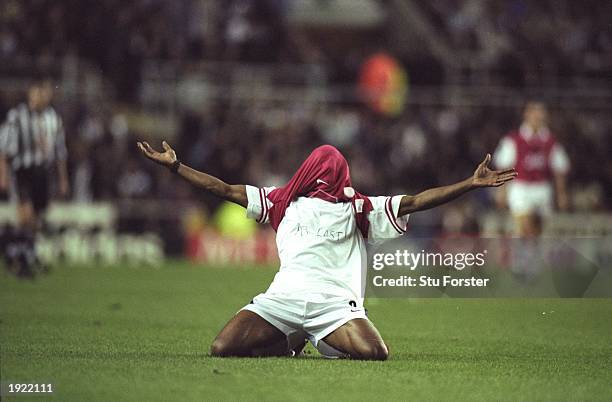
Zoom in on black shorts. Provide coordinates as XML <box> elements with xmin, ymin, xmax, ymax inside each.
<box><xmin>14</xmin><ymin>167</ymin><xmax>50</xmax><ymax>213</ymax></box>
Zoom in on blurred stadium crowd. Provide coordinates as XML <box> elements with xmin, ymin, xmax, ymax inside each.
<box><xmin>3</xmin><ymin>1</ymin><xmax>612</xmax><ymax>86</ymax></box>
<box><xmin>421</xmin><ymin>0</ymin><xmax>612</xmax><ymax>83</ymax></box>
<box><xmin>1</xmin><ymin>0</ymin><xmax>611</xmax><ymax>222</ymax></box>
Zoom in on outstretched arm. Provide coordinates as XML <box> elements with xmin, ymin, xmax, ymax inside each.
<box><xmin>398</xmin><ymin>154</ymin><xmax>517</xmax><ymax>216</ymax></box>
<box><xmin>137</xmin><ymin>141</ymin><xmax>247</xmax><ymax>207</ymax></box>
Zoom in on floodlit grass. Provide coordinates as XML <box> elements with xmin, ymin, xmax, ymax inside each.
<box><xmin>1</xmin><ymin>262</ymin><xmax>611</xmax><ymax>401</ymax></box>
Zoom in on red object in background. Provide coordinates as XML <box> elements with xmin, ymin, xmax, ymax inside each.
<box><xmin>359</xmin><ymin>52</ymin><xmax>408</xmax><ymax>116</ymax></box>
<box><xmin>185</xmin><ymin>229</ymin><xmax>278</xmax><ymax>266</ymax></box>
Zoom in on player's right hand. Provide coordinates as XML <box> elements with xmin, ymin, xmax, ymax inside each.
<box><xmin>137</xmin><ymin>140</ymin><xmax>177</xmax><ymax>167</ymax></box>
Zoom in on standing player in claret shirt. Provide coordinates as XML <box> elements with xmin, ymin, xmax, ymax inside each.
<box><xmin>493</xmin><ymin>101</ymin><xmax>570</xmax><ymax>237</ymax></box>
<box><xmin>138</xmin><ymin>141</ymin><xmax>516</xmax><ymax>360</ymax></box>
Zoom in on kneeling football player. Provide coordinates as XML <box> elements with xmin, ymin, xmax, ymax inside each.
<box><xmin>138</xmin><ymin>141</ymin><xmax>515</xmax><ymax>360</ymax></box>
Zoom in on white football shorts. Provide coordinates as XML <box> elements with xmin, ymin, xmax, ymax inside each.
<box><xmin>241</xmin><ymin>292</ymin><xmax>368</xmax><ymax>350</ymax></box>
<box><xmin>507</xmin><ymin>181</ymin><xmax>553</xmax><ymax>216</ymax></box>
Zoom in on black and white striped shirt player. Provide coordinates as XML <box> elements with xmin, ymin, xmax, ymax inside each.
<box><xmin>0</xmin><ymin>102</ymin><xmax>68</xmax><ymax>212</ymax></box>
<box><xmin>1</xmin><ymin>103</ymin><xmax>68</xmax><ymax>169</ymax></box>
<box><xmin>0</xmin><ymin>78</ymin><xmax>70</xmax><ymax>278</ymax></box>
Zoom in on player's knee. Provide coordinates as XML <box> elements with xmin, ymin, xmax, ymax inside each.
<box><xmin>372</xmin><ymin>343</ymin><xmax>389</xmax><ymax>361</ymax></box>
<box><xmin>210</xmin><ymin>338</ymin><xmax>235</xmax><ymax>357</ymax></box>
<box><xmin>355</xmin><ymin>342</ymin><xmax>389</xmax><ymax>361</ymax></box>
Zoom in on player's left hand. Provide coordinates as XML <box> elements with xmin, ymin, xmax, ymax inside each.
<box><xmin>471</xmin><ymin>154</ymin><xmax>517</xmax><ymax>187</ymax></box>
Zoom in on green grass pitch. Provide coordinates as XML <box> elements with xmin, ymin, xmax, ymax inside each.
<box><xmin>1</xmin><ymin>262</ymin><xmax>611</xmax><ymax>401</ymax></box>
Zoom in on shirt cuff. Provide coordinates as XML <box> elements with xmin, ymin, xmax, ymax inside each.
<box><xmin>387</xmin><ymin>195</ymin><xmax>409</xmax><ymax>234</ymax></box>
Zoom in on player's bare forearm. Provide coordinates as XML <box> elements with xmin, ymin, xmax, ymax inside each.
<box><xmin>399</xmin><ymin>178</ymin><xmax>474</xmax><ymax>216</ymax></box>
<box><xmin>176</xmin><ymin>164</ymin><xmax>247</xmax><ymax>207</ymax></box>
<box><xmin>136</xmin><ymin>140</ymin><xmax>247</xmax><ymax>207</ymax></box>
<box><xmin>398</xmin><ymin>154</ymin><xmax>517</xmax><ymax>216</ymax></box>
